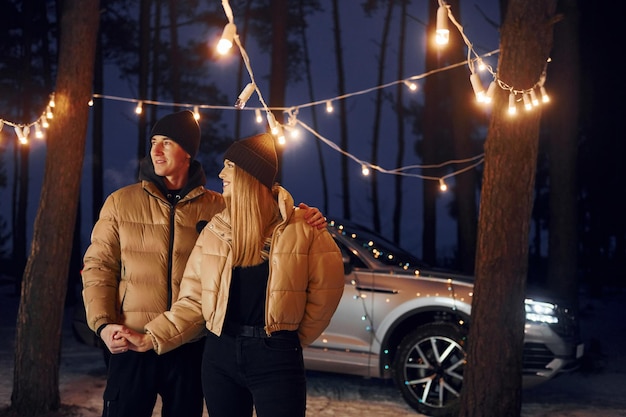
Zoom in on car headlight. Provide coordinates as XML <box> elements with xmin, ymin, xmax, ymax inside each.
<box><xmin>525</xmin><ymin>299</ymin><xmax>559</xmax><ymax>324</ymax></box>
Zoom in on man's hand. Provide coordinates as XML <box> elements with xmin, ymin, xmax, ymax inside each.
<box><xmin>100</xmin><ymin>324</ymin><xmax>130</xmax><ymax>354</ymax></box>
<box><xmin>299</xmin><ymin>202</ymin><xmax>327</xmax><ymax>230</ymax></box>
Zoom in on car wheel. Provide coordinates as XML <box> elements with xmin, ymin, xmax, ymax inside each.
<box><xmin>392</xmin><ymin>323</ymin><xmax>467</xmax><ymax>417</ymax></box>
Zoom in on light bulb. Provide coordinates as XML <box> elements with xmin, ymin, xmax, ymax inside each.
<box><xmin>484</xmin><ymin>81</ymin><xmax>497</xmax><ymax>104</ymax></box>
<box><xmin>234</xmin><ymin>83</ymin><xmax>255</xmax><ymax>109</ymax></box>
<box><xmin>193</xmin><ymin>106</ymin><xmax>200</xmax><ymax>120</ymax></box>
<box><xmin>35</xmin><ymin>123</ymin><xmax>43</xmax><ymax>139</ymax></box>
<box><xmin>217</xmin><ymin>23</ymin><xmax>236</xmax><ymax>55</ymax></box>
<box><xmin>540</xmin><ymin>86</ymin><xmax>550</xmax><ymax>103</ymax></box>
<box><xmin>403</xmin><ymin>80</ymin><xmax>418</xmax><ymax>91</ymax></box>
<box><xmin>325</xmin><ymin>100</ymin><xmax>334</xmax><ymax>113</ymax></box>
<box><xmin>135</xmin><ymin>101</ymin><xmax>143</xmax><ymax>115</ymax></box>
<box><xmin>470</xmin><ymin>73</ymin><xmax>485</xmax><ymax>103</ymax></box>
<box><xmin>508</xmin><ymin>92</ymin><xmax>517</xmax><ymax>115</ymax></box>
<box><xmin>439</xmin><ymin>178</ymin><xmax>447</xmax><ymax>191</ymax></box>
<box><xmin>523</xmin><ymin>93</ymin><xmax>532</xmax><ymax>111</ymax></box>
<box><xmin>530</xmin><ymin>89</ymin><xmax>539</xmax><ymax>106</ymax></box>
<box><xmin>41</xmin><ymin>115</ymin><xmax>49</xmax><ymax>128</ymax></box>
<box><xmin>255</xmin><ymin>109</ymin><xmax>263</xmax><ymax>124</ymax></box>
<box><xmin>361</xmin><ymin>165</ymin><xmax>370</xmax><ymax>176</ymax></box>
<box><xmin>435</xmin><ymin>5</ymin><xmax>449</xmax><ymax>45</ymax></box>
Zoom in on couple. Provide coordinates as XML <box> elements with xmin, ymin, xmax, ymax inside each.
<box><xmin>82</xmin><ymin>110</ymin><xmax>344</xmax><ymax>417</ymax></box>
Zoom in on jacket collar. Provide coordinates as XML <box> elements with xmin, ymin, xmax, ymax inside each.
<box><xmin>138</xmin><ymin>156</ymin><xmax>207</xmax><ymax>201</ymax></box>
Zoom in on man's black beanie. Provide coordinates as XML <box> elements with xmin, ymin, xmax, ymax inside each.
<box><xmin>150</xmin><ymin>110</ymin><xmax>200</xmax><ymax>159</ymax></box>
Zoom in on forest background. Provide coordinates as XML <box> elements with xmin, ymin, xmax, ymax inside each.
<box><xmin>0</xmin><ymin>0</ymin><xmax>623</xmax><ymax>415</ymax></box>
<box><xmin>0</xmin><ymin>0</ymin><xmax>622</xmax><ymax>294</ymax></box>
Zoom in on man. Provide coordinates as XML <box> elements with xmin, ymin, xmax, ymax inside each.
<box><xmin>82</xmin><ymin>110</ymin><xmax>325</xmax><ymax>417</ymax></box>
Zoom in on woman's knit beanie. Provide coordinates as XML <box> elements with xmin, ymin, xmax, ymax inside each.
<box><xmin>223</xmin><ymin>132</ymin><xmax>278</xmax><ymax>189</ymax></box>
<box><xmin>150</xmin><ymin>110</ymin><xmax>200</xmax><ymax>159</ymax></box>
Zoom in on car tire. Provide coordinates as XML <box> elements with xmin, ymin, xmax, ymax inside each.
<box><xmin>392</xmin><ymin>323</ymin><xmax>467</xmax><ymax>417</ymax></box>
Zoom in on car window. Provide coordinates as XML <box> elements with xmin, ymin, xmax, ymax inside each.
<box><xmin>330</xmin><ymin>220</ymin><xmax>430</xmax><ymax>270</ymax></box>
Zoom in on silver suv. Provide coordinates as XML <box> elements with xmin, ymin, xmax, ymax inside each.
<box><xmin>302</xmin><ymin>219</ymin><xmax>583</xmax><ymax>416</ymax></box>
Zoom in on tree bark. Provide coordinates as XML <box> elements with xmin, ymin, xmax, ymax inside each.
<box><xmin>11</xmin><ymin>0</ymin><xmax>100</xmax><ymax>414</ymax></box>
<box><xmin>546</xmin><ymin>0</ymin><xmax>580</xmax><ymax>307</ymax></box>
<box><xmin>459</xmin><ymin>1</ymin><xmax>557</xmax><ymax>416</ymax></box>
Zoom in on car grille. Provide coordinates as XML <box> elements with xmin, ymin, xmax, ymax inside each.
<box><xmin>522</xmin><ymin>342</ymin><xmax>553</xmax><ymax>372</ymax></box>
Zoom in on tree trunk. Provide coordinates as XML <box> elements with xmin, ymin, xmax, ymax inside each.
<box><xmin>459</xmin><ymin>1</ymin><xmax>557</xmax><ymax>416</ymax></box>
<box><xmin>546</xmin><ymin>0</ymin><xmax>580</xmax><ymax>307</ymax></box>
<box><xmin>298</xmin><ymin>0</ymin><xmax>330</xmax><ymax>215</ymax></box>
<box><xmin>11</xmin><ymin>0</ymin><xmax>99</xmax><ymax>414</ymax></box>
<box><xmin>369</xmin><ymin>0</ymin><xmax>394</xmax><ymax>233</ymax></box>
<box><xmin>330</xmin><ymin>0</ymin><xmax>350</xmax><ymax>219</ymax></box>
<box><xmin>270</xmin><ymin>0</ymin><xmax>288</xmax><ymax>183</ymax></box>
<box><xmin>392</xmin><ymin>0</ymin><xmax>407</xmax><ymax>243</ymax></box>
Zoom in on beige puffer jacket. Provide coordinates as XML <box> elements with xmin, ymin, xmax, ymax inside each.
<box><xmin>82</xmin><ymin>175</ymin><xmax>224</xmax><ymax>334</ymax></box>
<box><xmin>145</xmin><ymin>187</ymin><xmax>345</xmax><ymax>354</ymax></box>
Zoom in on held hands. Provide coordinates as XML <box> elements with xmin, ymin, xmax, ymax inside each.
<box><xmin>299</xmin><ymin>203</ymin><xmax>327</xmax><ymax>230</ymax></box>
<box><xmin>100</xmin><ymin>324</ymin><xmax>154</xmax><ymax>354</ymax></box>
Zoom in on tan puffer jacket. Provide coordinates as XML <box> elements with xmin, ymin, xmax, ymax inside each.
<box><xmin>145</xmin><ymin>187</ymin><xmax>345</xmax><ymax>354</ymax></box>
<box><xmin>82</xmin><ymin>178</ymin><xmax>224</xmax><ymax>334</ymax></box>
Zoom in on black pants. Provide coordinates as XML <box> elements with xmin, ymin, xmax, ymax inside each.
<box><xmin>201</xmin><ymin>329</ymin><xmax>306</xmax><ymax>417</ymax></box>
<box><xmin>102</xmin><ymin>338</ymin><xmax>204</xmax><ymax>417</ymax></box>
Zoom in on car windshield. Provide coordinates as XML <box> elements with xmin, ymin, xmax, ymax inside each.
<box><xmin>329</xmin><ymin>220</ymin><xmax>430</xmax><ymax>270</ymax></box>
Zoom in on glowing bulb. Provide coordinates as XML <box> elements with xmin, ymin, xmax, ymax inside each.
<box><xmin>46</xmin><ymin>106</ymin><xmax>53</xmax><ymax>119</ymax></box>
<box><xmin>325</xmin><ymin>100</ymin><xmax>334</xmax><ymax>113</ymax></box>
<box><xmin>193</xmin><ymin>106</ymin><xmax>200</xmax><ymax>120</ymax></box>
<box><xmin>530</xmin><ymin>89</ymin><xmax>539</xmax><ymax>106</ymax></box>
<box><xmin>14</xmin><ymin>126</ymin><xmax>27</xmax><ymax>144</ymax></box>
<box><xmin>523</xmin><ymin>93</ymin><xmax>532</xmax><ymax>111</ymax></box>
<box><xmin>361</xmin><ymin>165</ymin><xmax>370</xmax><ymax>176</ymax></box>
<box><xmin>88</xmin><ymin>99</ymin><xmax>93</xmax><ymax>106</ymax></box>
<box><xmin>34</xmin><ymin>123</ymin><xmax>43</xmax><ymax>139</ymax></box>
<box><xmin>439</xmin><ymin>178</ymin><xmax>447</xmax><ymax>191</ymax></box>
<box><xmin>484</xmin><ymin>81</ymin><xmax>497</xmax><ymax>104</ymax></box>
<box><xmin>217</xmin><ymin>23</ymin><xmax>236</xmax><ymax>55</ymax></box>
<box><xmin>135</xmin><ymin>101</ymin><xmax>143</xmax><ymax>115</ymax></box>
<box><xmin>41</xmin><ymin>115</ymin><xmax>49</xmax><ymax>128</ymax></box>
<box><xmin>48</xmin><ymin>95</ymin><xmax>55</xmax><ymax>108</ymax></box>
<box><xmin>540</xmin><ymin>86</ymin><xmax>550</xmax><ymax>103</ymax></box>
<box><xmin>470</xmin><ymin>73</ymin><xmax>485</xmax><ymax>103</ymax></box>
<box><xmin>403</xmin><ymin>80</ymin><xmax>417</xmax><ymax>91</ymax></box>
<box><xmin>234</xmin><ymin>83</ymin><xmax>255</xmax><ymax>109</ymax></box>
<box><xmin>435</xmin><ymin>5</ymin><xmax>449</xmax><ymax>45</ymax></box>
<box><xmin>255</xmin><ymin>109</ymin><xmax>263</xmax><ymax>124</ymax></box>
<box><xmin>508</xmin><ymin>92</ymin><xmax>517</xmax><ymax>115</ymax></box>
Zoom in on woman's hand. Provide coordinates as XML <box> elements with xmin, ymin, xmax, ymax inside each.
<box><xmin>299</xmin><ymin>203</ymin><xmax>328</xmax><ymax>230</ymax></box>
<box><xmin>124</xmin><ymin>328</ymin><xmax>155</xmax><ymax>353</ymax></box>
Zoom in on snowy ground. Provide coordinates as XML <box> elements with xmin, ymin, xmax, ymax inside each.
<box><xmin>1</xmin><ymin>279</ymin><xmax>626</xmax><ymax>417</ymax></box>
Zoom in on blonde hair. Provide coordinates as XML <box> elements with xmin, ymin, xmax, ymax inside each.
<box><xmin>229</xmin><ymin>165</ymin><xmax>280</xmax><ymax>267</ymax></box>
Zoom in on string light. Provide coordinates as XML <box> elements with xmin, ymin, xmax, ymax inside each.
<box><xmin>484</xmin><ymin>81</ymin><xmax>497</xmax><ymax>104</ymax></box>
<box><xmin>540</xmin><ymin>85</ymin><xmax>550</xmax><ymax>103</ymax></box>
<box><xmin>255</xmin><ymin>108</ymin><xmax>263</xmax><ymax>124</ymax></box>
<box><xmin>523</xmin><ymin>92</ymin><xmax>532</xmax><ymax>111</ymax></box>
<box><xmin>470</xmin><ymin>73</ymin><xmax>485</xmax><ymax>103</ymax></box>
<box><xmin>193</xmin><ymin>106</ymin><xmax>200</xmax><ymax>120</ymax></box>
<box><xmin>234</xmin><ymin>82</ymin><xmax>255</xmax><ymax>109</ymax></box>
<box><xmin>435</xmin><ymin>3</ymin><xmax>450</xmax><ymax>46</ymax></box>
<box><xmin>403</xmin><ymin>80</ymin><xmax>418</xmax><ymax>91</ymax></box>
<box><xmin>361</xmin><ymin>164</ymin><xmax>370</xmax><ymax>176</ymax></box>
<box><xmin>217</xmin><ymin>22</ymin><xmax>236</xmax><ymax>55</ymax></box>
<box><xmin>325</xmin><ymin>100</ymin><xmax>334</xmax><ymax>113</ymax></box>
<box><xmin>508</xmin><ymin>92</ymin><xmax>517</xmax><ymax>115</ymax></box>
<box><xmin>439</xmin><ymin>178</ymin><xmax>448</xmax><ymax>192</ymax></box>
<box><xmin>135</xmin><ymin>101</ymin><xmax>143</xmax><ymax>115</ymax></box>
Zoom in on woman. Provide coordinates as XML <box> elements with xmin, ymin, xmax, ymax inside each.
<box><xmin>124</xmin><ymin>132</ymin><xmax>344</xmax><ymax>417</ymax></box>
